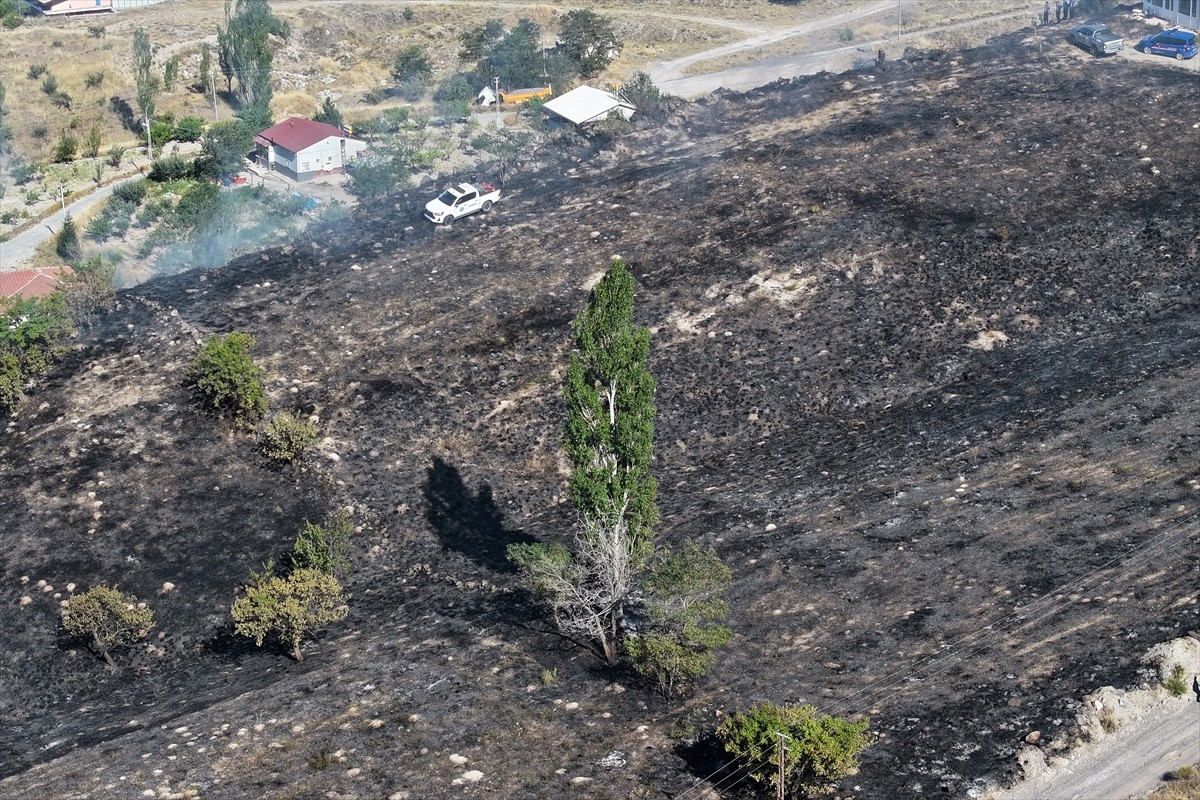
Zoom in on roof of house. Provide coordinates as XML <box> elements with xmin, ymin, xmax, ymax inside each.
<box><xmin>255</xmin><ymin>118</ymin><xmax>352</xmax><ymax>154</ymax></box>
<box><xmin>543</xmin><ymin>86</ymin><xmax>635</xmax><ymax>126</ymax></box>
<box><xmin>0</xmin><ymin>267</ymin><xmax>73</xmax><ymax>300</ymax></box>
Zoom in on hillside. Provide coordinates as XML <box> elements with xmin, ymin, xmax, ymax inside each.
<box><xmin>2</xmin><ymin>30</ymin><xmax>1199</xmax><ymax>800</ymax></box>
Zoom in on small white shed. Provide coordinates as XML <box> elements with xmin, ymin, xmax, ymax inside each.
<box><xmin>543</xmin><ymin>86</ymin><xmax>635</xmax><ymax>126</ymax></box>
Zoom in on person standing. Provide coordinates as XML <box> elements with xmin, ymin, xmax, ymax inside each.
<box><xmin>1043</xmin><ymin>1</ymin><xmax>1051</xmax><ymax>25</ymax></box>
<box><xmin>1055</xmin><ymin>0</ymin><xmax>1062</xmax><ymax>23</ymax></box>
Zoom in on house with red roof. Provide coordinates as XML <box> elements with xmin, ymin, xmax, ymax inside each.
<box><xmin>254</xmin><ymin>118</ymin><xmax>368</xmax><ymax>182</ymax></box>
<box><xmin>0</xmin><ymin>268</ymin><xmax>73</xmax><ymax>301</ymax></box>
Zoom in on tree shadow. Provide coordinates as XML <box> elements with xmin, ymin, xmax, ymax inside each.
<box><xmin>423</xmin><ymin>456</ymin><xmax>537</xmax><ymax>573</ymax></box>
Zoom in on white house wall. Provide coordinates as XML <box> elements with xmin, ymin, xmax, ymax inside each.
<box><xmin>295</xmin><ymin>138</ymin><xmax>369</xmax><ymax>176</ymax></box>
<box><xmin>1145</xmin><ymin>0</ymin><xmax>1200</xmax><ymax>30</ymax></box>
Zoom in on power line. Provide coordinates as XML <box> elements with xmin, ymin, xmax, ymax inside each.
<box><xmin>672</xmin><ymin>513</ymin><xmax>1198</xmax><ymax>800</ymax></box>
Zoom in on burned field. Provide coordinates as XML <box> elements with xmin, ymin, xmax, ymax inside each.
<box><xmin>2</xmin><ymin>32</ymin><xmax>1199</xmax><ymax>800</ymax></box>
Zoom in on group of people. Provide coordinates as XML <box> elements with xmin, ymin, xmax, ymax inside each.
<box><xmin>1043</xmin><ymin>0</ymin><xmax>1082</xmax><ymax>25</ymax></box>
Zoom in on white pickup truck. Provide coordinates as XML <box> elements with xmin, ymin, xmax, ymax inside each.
<box><xmin>423</xmin><ymin>181</ymin><xmax>500</xmax><ymax>224</ymax></box>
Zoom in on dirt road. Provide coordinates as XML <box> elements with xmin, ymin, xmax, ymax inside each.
<box><xmin>0</xmin><ymin>179</ymin><xmax>136</xmax><ymax>272</ymax></box>
<box><xmin>991</xmin><ymin>698</ymin><xmax>1200</xmax><ymax>800</ymax></box>
<box><xmin>649</xmin><ymin>5</ymin><xmax>1034</xmax><ymax>97</ymax></box>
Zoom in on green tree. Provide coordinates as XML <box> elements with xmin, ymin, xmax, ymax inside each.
<box><xmin>188</xmin><ymin>331</ymin><xmax>267</xmax><ymax>427</ymax></box>
<box><xmin>1</xmin><ymin>0</ymin><xmax>28</xmax><ymax>28</ymax></box>
<box><xmin>458</xmin><ymin>18</ymin><xmax>505</xmax><ymax>66</ymax></box>
<box><xmin>392</xmin><ymin>45</ymin><xmax>432</xmax><ymax>85</ymax></box>
<box><xmin>344</xmin><ymin>154</ymin><xmax>408</xmax><ymax>199</ymax></box>
<box><xmin>312</xmin><ymin>96</ymin><xmax>342</xmax><ymax>128</ymax></box>
<box><xmin>132</xmin><ymin>27</ymin><xmax>158</xmax><ymax>126</ymax></box>
<box><xmin>231</xmin><ymin>568</ymin><xmax>348</xmax><ymax>661</ymax></box>
<box><xmin>558</xmin><ymin>10</ymin><xmax>619</xmax><ymax>78</ymax></box>
<box><xmin>61</xmin><ymin>585</ymin><xmax>155</xmax><ymax>668</ymax></box>
<box><xmin>491</xmin><ymin>19</ymin><xmax>545</xmax><ymax>88</ymax></box>
<box><xmin>81</xmin><ymin>123</ymin><xmax>103</xmax><ymax>158</ymax></box>
<box><xmin>509</xmin><ymin>257</ymin><xmax>657</xmax><ymax>665</ymax></box>
<box><xmin>201</xmin><ymin>119</ymin><xmax>254</xmax><ymax>179</ymax></box>
<box><xmin>56</xmin><ymin>213</ymin><xmax>82</xmax><ymax>261</ymax></box>
<box><xmin>291</xmin><ymin>514</ymin><xmax>352</xmax><ymax>577</ymax></box>
<box><xmin>163</xmin><ymin>56</ymin><xmax>180</xmax><ymax>92</ymax></box>
<box><xmin>0</xmin><ymin>294</ymin><xmax>73</xmax><ymax>382</ymax></box>
<box><xmin>716</xmin><ymin>703</ymin><xmax>872</xmax><ymax>797</ymax></box>
<box><xmin>218</xmin><ymin>0</ymin><xmax>287</xmax><ymax>123</ymax></box>
<box><xmin>198</xmin><ymin>42</ymin><xmax>213</xmax><ymax>91</ymax></box>
<box><xmin>618</xmin><ymin>72</ymin><xmax>672</xmax><ymax>123</ymax></box>
<box><xmin>174</xmin><ymin>115</ymin><xmax>206</xmax><ymax>142</ymax></box>
<box><xmin>625</xmin><ymin>542</ymin><xmax>733</xmax><ymax>697</ymax></box>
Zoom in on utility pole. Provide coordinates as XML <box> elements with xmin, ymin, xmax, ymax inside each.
<box><xmin>144</xmin><ymin>118</ymin><xmax>153</xmax><ymax>164</ymax></box>
<box><xmin>776</xmin><ymin>731</ymin><xmax>791</xmax><ymax>800</ymax></box>
<box><xmin>209</xmin><ymin>70</ymin><xmax>219</xmax><ymax>123</ymax></box>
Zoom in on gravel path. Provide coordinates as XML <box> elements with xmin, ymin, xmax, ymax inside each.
<box><xmin>991</xmin><ymin>698</ymin><xmax>1200</xmax><ymax>800</ymax></box>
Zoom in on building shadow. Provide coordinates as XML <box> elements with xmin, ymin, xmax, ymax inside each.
<box><xmin>423</xmin><ymin>456</ymin><xmax>536</xmax><ymax>573</ymax></box>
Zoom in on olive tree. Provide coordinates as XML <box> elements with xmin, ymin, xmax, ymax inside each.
<box><xmin>717</xmin><ymin>703</ymin><xmax>871</xmax><ymax>797</ymax></box>
<box><xmin>61</xmin><ymin>585</ymin><xmax>155</xmax><ymax>668</ymax></box>
<box><xmin>188</xmin><ymin>332</ymin><xmax>267</xmax><ymax>428</ymax></box>
<box><xmin>509</xmin><ymin>257</ymin><xmax>657</xmax><ymax>664</ymax></box>
<box><xmin>231</xmin><ymin>567</ymin><xmax>347</xmax><ymax>661</ymax></box>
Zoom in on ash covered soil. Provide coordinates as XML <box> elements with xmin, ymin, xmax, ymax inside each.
<box><xmin>2</xmin><ymin>28</ymin><xmax>1199</xmax><ymax>800</ymax></box>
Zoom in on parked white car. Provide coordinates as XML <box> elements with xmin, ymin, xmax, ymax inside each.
<box><xmin>423</xmin><ymin>181</ymin><xmax>500</xmax><ymax>224</ymax></box>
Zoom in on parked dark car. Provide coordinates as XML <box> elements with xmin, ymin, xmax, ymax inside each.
<box><xmin>1068</xmin><ymin>23</ymin><xmax>1125</xmax><ymax>56</ymax></box>
<box><xmin>1138</xmin><ymin>29</ymin><xmax>1199</xmax><ymax>60</ymax></box>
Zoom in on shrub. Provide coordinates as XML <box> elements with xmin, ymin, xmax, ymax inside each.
<box><xmin>362</xmin><ymin>86</ymin><xmax>386</xmax><ymax>105</ymax></box>
<box><xmin>50</xmin><ymin>91</ymin><xmax>72</xmax><ymax>110</ymax></box>
<box><xmin>55</xmin><ymin>213</ymin><xmax>82</xmax><ymax>261</ymax></box>
<box><xmin>188</xmin><ymin>332</ymin><xmax>268</xmax><ymax>427</ymax></box>
<box><xmin>231</xmin><ymin>568</ymin><xmax>348</xmax><ymax>661</ymax></box>
<box><xmin>0</xmin><ymin>353</ymin><xmax>21</xmax><ymax>414</ymax></box>
<box><xmin>260</xmin><ymin>412</ymin><xmax>319</xmax><ymax>463</ymax></box>
<box><xmin>106</xmin><ymin>145</ymin><xmax>126</xmax><ymax>168</ymax></box>
<box><xmin>86</xmin><ymin>24</ymin><xmax>105</xmax><ymax>38</ymax></box>
<box><xmin>839</xmin><ymin>27</ymin><xmax>855</xmax><ymax>42</ymax></box>
<box><xmin>112</xmin><ymin>178</ymin><xmax>148</xmax><ymax>205</ymax></box>
<box><xmin>84</xmin><ymin>70</ymin><xmax>105</xmax><ymax>89</ymax></box>
<box><xmin>61</xmin><ymin>585</ymin><xmax>155</xmax><ymax>668</ymax></box>
<box><xmin>148</xmin><ymin>155</ymin><xmax>191</xmax><ymax>182</ymax></box>
<box><xmin>40</xmin><ymin>74</ymin><xmax>58</xmax><ymax>95</ymax></box>
<box><xmin>28</xmin><ymin>63</ymin><xmax>47</xmax><ymax>80</ymax></box>
<box><xmin>1164</xmin><ymin>664</ymin><xmax>1189</xmax><ymax>697</ymax></box>
<box><xmin>625</xmin><ymin>542</ymin><xmax>733</xmax><ymax>698</ymax></box>
<box><xmin>174</xmin><ymin>116</ymin><xmax>206</xmax><ymax>143</ymax></box>
<box><xmin>52</xmin><ymin>132</ymin><xmax>78</xmax><ymax>163</ymax></box>
<box><xmin>291</xmin><ymin>514</ymin><xmax>352</xmax><ymax>577</ymax></box>
<box><xmin>716</xmin><ymin>703</ymin><xmax>871</xmax><ymax>796</ymax></box>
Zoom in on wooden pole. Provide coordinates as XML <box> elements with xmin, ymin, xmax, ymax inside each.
<box><xmin>776</xmin><ymin>732</ymin><xmax>790</xmax><ymax>800</ymax></box>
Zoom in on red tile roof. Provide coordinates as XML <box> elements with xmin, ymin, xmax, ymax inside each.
<box><xmin>255</xmin><ymin>118</ymin><xmax>350</xmax><ymax>154</ymax></box>
<box><xmin>0</xmin><ymin>267</ymin><xmax>73</xmax><ymax>300</ymax></box>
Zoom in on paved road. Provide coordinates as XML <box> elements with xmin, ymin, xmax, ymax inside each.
<box><xmin>992</xmin><ymin>698</ymin><xmax>1200</xmax><ymax>800</ymax></box>
<box><xmin>0</xmin><ymin>177</ymin><xmax>140</xmax><ymax>272</ymax></box>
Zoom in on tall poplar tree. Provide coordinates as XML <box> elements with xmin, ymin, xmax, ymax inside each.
<box><xmin>217</xmin><ymin>0</ymin><xmax>287</xmax><ymax>128</ymax></box>
<box><xmin>510</xmin><ymin>258</ymin><xmax>658</xmax><ymax>664</ymax></box>
<box><xmin>131</xmin><ymin>27</ymin><xmax>157</xmax><ymax>125</ymax></box>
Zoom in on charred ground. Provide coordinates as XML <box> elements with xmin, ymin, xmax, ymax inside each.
<box><xmin>2</xmin><ymin>27</ymin><xmax>1199</xmax><ymax>800</ymax></box>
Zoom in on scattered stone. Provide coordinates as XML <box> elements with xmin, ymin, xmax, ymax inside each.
<box><xmin>461</xmin><ymin>770</ymin><xmax>483</xmax><ymax>782</ymax></box>
<box><xmin>160</xmin><ymin>582</ymin><xmax>176</xmax><ymax>594</ymax></box>
<box><xmin>449</xmin><ymin>754</ymin><xmax>468</xmax><ymax>766</ymax></box>
<box><xmin>1024</xmin><ymin>730</ymin><xmax>1041</xmax><ymax>744</ymax></box>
